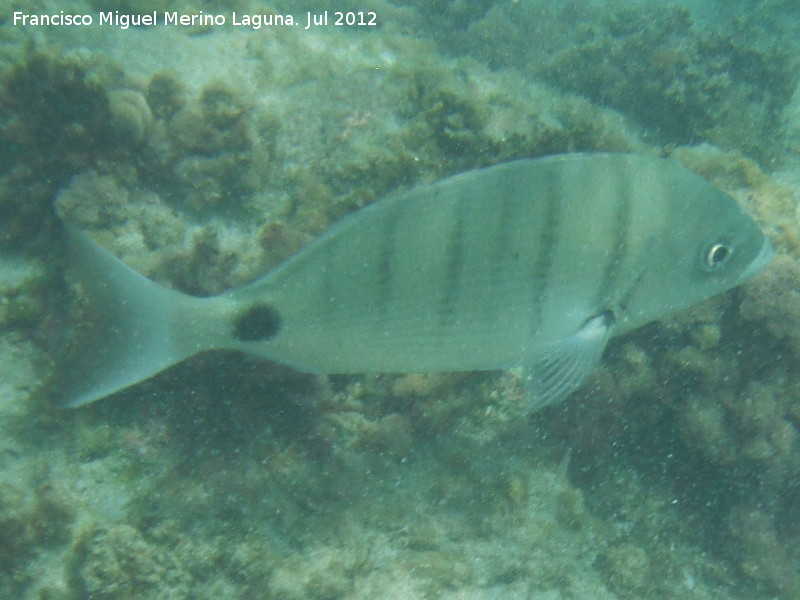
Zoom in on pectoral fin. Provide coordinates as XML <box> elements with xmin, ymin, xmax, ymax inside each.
<box><xmin>525</xmin><ymin>311</ymin><xmax>614</xmax><ymax>411</ymax></box>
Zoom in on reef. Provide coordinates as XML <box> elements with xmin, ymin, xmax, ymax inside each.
<box><xmin>0</xmin><ymin>50</ymin><xmax>114</xmax><ymax>249</ymax></box>
<box><xmin>70</xmin><ymin>523</ymin><xmax>191</xmax><ymax>600</ymax></box>
<box><xmin>0</xmin><ymin>2</ymin><xmax>799</xmax><ymax>600</ymax></box>
<box><xmin>537</xmin><ymin>6</ymin><xmax>798</xmax><ymax>163</ymax></box>
<box><xmin>415</xmin><ymin>1</ymin><xmax>799</xmax><ymax>166</ymax></box>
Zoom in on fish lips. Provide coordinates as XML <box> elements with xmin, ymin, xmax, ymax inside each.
<box><xmin>739</xmin><ymin>236</ymin><xmax>774</xmax><ymax>284</ymax></box>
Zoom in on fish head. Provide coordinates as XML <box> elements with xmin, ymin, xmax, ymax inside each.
<box><xmin>620</xmin><ymin>182</ymin><xmax>772</xmax><ymax>330</ymax></box>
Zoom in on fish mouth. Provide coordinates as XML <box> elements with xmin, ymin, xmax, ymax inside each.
<box><xmin>739</xmin><ymin>236</ymin><xmax>774</xmax><ymax>283</ymax></box>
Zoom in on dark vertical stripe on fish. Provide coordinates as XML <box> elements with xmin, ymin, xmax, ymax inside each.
<box><xmin>594</xmin><ymin>164</ymin><xmax>633</xmax><ymax>307</ymax></box>
<box><xmin>529</xmin><ymin>166</ymin><xmax>562</xmax><ymax>335</ymax></box>
<box><xmin>489</xmin><ymin>174</ymin><xmax>519</xmax><ymax>320</ymax></box>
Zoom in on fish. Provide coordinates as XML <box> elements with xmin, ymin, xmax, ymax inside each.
<box><xmin>56</xmin><ymin>153</ymin><xmax>773</xmax><ymax>408</ymax></box>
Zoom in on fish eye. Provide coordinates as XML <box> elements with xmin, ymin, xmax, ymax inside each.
<box><xmin>704</xmin><ymin>243</ymin><xmax>732</xmax><ymax>270</ymax></box>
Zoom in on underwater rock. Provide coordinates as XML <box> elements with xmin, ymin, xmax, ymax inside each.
<box><xmin>596</xmin><ymin>543</ymin><xmax>651</xmax><ymax>597</ymax></box>
<box><xmin>681</xmin><ymin>395</ymin><xmax>738</xmax><ymax>465</ymax></box>
<box><xmin>0</xmin><ymin>482</ymin><xmax>35</xmax><ymax>570</ymax></box>
<box><xmin>354</xmin><ymin>413</ymin><xmax>414</xmax><ymax>462</ymax></box>
<box><xmin>0</xmin><ymin>49</ymin><xmax>146</xmax><ymax>248</ymax></box>
<box><xmin>268</xmin><ymin>546</ymin><xmax>355</xmax><ymax>600</ymax></box>
<box><xmin>108</xmin><ymin>89</ymin><xmax>153</xmax><ymax>145</ymax></box>
<box><xmin>740</xmin><ymin>254</ymin><xmax>800</xmax><ymax>354</ymax></box>
<box><xmin>0</xmin><ymin>478</ymin><xmax>75</xmax><ymax>578</ymax></box>
<box><xmin>55</xmin><ymin>172</ymin><xmax>130</xmax><ymax>228</ymax></box>
<box><xmin>146</xmin><ymin>71</ymin><xmax>187</xmax><ymax>121</ymax></box>
<box><xmin>728</xmin><ymin>505</ymin><xmax>800</xmax><ymax>597</ymax></box>
<box><xmin>199</xmin><ymin>81</ymin><xmax>251</xmax><ymax>130</ymax></box>
<box><xmin>159</xmin><ymin>227</ymin><xmax>238</xmax><ymax>295</ymax></box>
<box><xmin>730</xmin><ymin>382</ymin><xmax>798</xmax><ymax>465</ymax></box>
<box><xmin>70</xmin><ymin>523</ymin><xmax>190</xmax><ymax>600</ymax></box>
<box><xmin>0</xmin><ymin>51</ymin><xmax>115</xmax><ymax>166</ymax></box>
<box><xmin>168</xmin><ymin>81</ymin><xmax>252</xmax><ymax>155</ymax></box>
<box><xmin>161</xmin><ymin>81</ymin><xmax>258</xmax><ymax>215</ymax></box>
<box><xmin>460</xmin><ymin>4</ymin><xmax>798</xmax><ymax>163</ymax></box>
<box><xmin>0</xmin><ymin>165</ymin><xmax>61</xmax><ymax>248</ymax></box>
<box><xmin>0</xmin><ymin>255</ymin><xmax>46</xmax><ymax>331</ymax></box>
<box><xmin>30</xmin><ymin>481</ymin><xmax>76</xmax><ymax>545</ymax></box>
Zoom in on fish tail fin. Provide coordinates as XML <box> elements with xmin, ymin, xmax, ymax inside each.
<box><xmin>56</xmin><ymin>225</ymin><xmax>211</xmax><ymax>407</ymax></box>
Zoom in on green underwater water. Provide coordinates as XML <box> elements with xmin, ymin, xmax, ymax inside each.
<box><xmin>1</xmin><ymin>1</ymin><xmax>800</xmax><ymax>598</ymax></box>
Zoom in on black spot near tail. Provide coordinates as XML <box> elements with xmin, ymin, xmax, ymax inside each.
<box><xmin>233</xmin><ymin>304</ymin><xmax>282</xmax><ymax>341</ymax></box>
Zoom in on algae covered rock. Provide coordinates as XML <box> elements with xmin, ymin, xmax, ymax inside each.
<box><xmin>539</xmin><ymin>6</ymin><xmax>797</xmax><ymax>161</ymax></box>
<box><xmin>268</xmin><ymin>545</ymin><xmax>356</xmax><ymax>600</ymax></box>
<box><xmin>446</xmin><ymin>2</ymin><xmax>798</xmax><ymax>164</ymax></box>
<box><xmin>108</xmin><ymin>89</ymin><xmax>154</xmax><ymax>144</ymax></box>
<box><xmin>70</xmin><ymin>523</ymin><xmax>190</xmax><ymax>600</ymax></box>
<box><xmin>728</xmin><ymin>505</ymin><xmax>800</xmax><ymax>598</ymax></box>
<box><xmin>740</xmin><ymin>254</ymin><xmax>800</xmax><ymax>354</ymax></box>
<box><xmin>596</xmin><ymin>543</ymin><xmax>651</xmax><ymax>598</ymax></box>
<box><xmin>0</xmin><ymin>48</ymin><xmax>151</xmax><ymax>248</ymax></box>
<box><xmin>0</xmin><ymin>482</ymin><xmax>36</xmax><ymax>570</ymax></box>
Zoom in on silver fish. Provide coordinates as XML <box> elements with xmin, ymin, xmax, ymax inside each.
<box><xmin>58</xmin><ymin>153</ymin><xmax>772</xmax><ymax>408</ymax></box>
